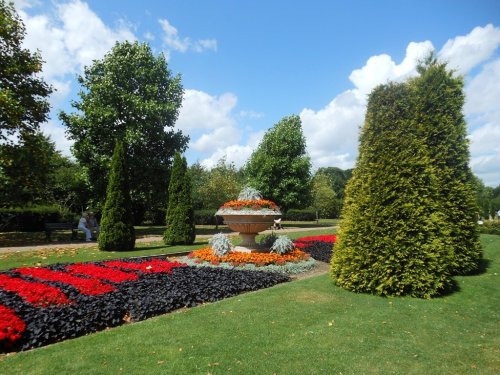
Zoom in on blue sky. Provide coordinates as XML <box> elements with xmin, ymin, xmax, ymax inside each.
<box><xmin>13</xmin><ymin>0</ymin><xmax>500</xmax><ymax>186</ymax></box>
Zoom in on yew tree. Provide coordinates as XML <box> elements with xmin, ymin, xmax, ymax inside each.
<box><xmin>60</xmin><ymin>41</ymin><xmax>187</xmax><ymax>223</ymax></box>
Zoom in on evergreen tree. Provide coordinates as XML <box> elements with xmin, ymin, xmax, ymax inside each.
<box><xmin>164</xmin><ymin>152</ymin><xmax>195</xmax><ymax>245</ymax></box>
<box><xmin>98</xmin><ymin>141</ymin><xmax>135</xmax><ymax>251</ymax></box>
<box><xmin>331</xmin><ymin>82</ymin><xmax>454</xmax><ymax>298</ymax></box>
<box><xmin>411</xmin><ymin>58</ymin><xmax>481</xmax><ymax>274</ymax></box>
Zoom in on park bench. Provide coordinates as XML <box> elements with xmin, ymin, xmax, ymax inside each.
<box><xmin>44</xmin><ymin>222</ymin><xmax>79</xmax><ymax>242</ymax></box>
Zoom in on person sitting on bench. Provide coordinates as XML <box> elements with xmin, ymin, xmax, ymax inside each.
<box><xmin>88</xmin><ymin>212</ymin><xmax>100</xmax><ymax>240</ymax></box>
<box><xmin>78</xmin><ymin>213</ymin><xmax>92</xmax><ymax>242</ymax></box>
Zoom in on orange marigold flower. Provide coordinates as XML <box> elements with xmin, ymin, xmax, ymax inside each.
<box><xmin>189</xmin><ymin>247</ymin><xmax>308</xmax><ymax>266</ymax></box>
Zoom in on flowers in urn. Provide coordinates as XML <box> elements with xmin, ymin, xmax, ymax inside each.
<box><xmin>216</xmin><ymin>186</ymin><xmax>280</xmax><ymax>215</ymax></box>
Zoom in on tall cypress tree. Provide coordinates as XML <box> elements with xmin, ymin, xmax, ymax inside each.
<box><xmin>331</xmin><ymin>82</ymin><xmax>454</xmax><ymax>298</ymax></box>
<box><xmin>164</xmin><ymin>152</ymin><xmax>195</xmax><ymax>245</ymax></box>
<box><xmin>411</xmin><ymin>58</ymin><xmax>481</xmax><ymax>274</ymax></box>
<box><xmin>98</xmin><ymin>141</ymin><xmax>135</xmax><ymax>251</ymax></box>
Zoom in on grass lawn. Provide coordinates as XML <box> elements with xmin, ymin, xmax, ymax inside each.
<box><xmin>0</xmin><ymin>234</ymin><xmax>498</xmax><ymax>374</ymax></box>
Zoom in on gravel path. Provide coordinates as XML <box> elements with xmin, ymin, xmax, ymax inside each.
<box><xmin>0</xmin><ymin>226</ymin><xmax>337</xmax><ymax>255</ymax></box>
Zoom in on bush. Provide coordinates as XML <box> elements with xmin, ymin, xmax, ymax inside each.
<box><xmin>0</xmin><ymin>206</ymin><xmax>75</xmax><ymax>232</ymax></box>
<box><xmin>194</xmin><ymin>210</ymin><xmax>223</xmax><ymax>225</ymax></box>
<box><xmin>479</xmin><ymin>221</ymin><xmax>500</xmax><ymax>235</ymax></box>
<box><xmin>282</xmin><ymin>208</ymin><xmax>316</xmax><ymax>221</ymax></box>
<box><xmin>98</xmin><ymin>141</ymin><xmax>136</xmax><ymax>251</ymax></box>
<box><xmin>164</xmin><ymin>153</ymin><xmax>196</xmax><ymax>245</ymax></box>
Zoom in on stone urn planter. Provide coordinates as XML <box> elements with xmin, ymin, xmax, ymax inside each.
<box><xmin>216</xmin><ymin>187</ymin><xmax>281</xmax><ymax>252</ymax></box>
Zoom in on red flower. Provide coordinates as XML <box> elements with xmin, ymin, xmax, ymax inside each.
<box><xmin>0</xmin><ymin>274</ymin><xmax>71</xmax><ymax>307</ymax></box>
<box><xmin>294</xmin><ymin>235</ymin><xmax>336</xmax><ymax>245</ymax></box>
<box><xmin>15</xmin><ymin>268</ymin><xmax>115</xmax><ymax>295</ymax></box>
<box><xmin>65</xmin><ymin>264</ymin><xmax>139</xmax><ymax>283</ymax></box>
<box><xmin>102</xmin><ymin>259</ymin><xmax>186</xmax><ymax>274</ymax></box>
<box><xmin>0</xmin><ymin>304</ymin><xmax>26</xmax><ymax>345</ymax></box>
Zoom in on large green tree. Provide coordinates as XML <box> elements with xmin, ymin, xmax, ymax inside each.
<box><xmin>245</xmin><ymin>115</ymin><xmax>312</xmax><ymax>211</ymax></box>
<box><xmin>164</xmin><ymin>152</ymin><xmax>195</xmax><ymax>245</ymax></box>
<box><xmin>411</xmin><ymin>58</ymin><xmax>481</xmax><ymax>275</ymax></box>
<box><xmin>331</xmin><ymin>82</ymin><xmax>454</xmax><ymax>298</ymax></box>
<box><xmin>311</xmin><ymin>173</ymin><xmax>337</xmax><ymax>219</ymax></box>
<box><xmin>0</xmin><ymin>131</ymin><xmax>59</xmax><ymax>206</ymax></box>
<box><xmin>332</xmin><ymin>58</ymin><xmax>482</xmax><ymax>297</ymax></box>
<box><xmin>0</xmin><ymin>0</ymin><xmax>52</xmax><ymax>141</ymax></box>
<box><xmin>98</xmin><ymin>140</ymin><xmax>135</xmax><ymax>251</ymax></box>
<box><xmin>60</xmin><ymin>41</ymin><xmax>187</xmax><ymax>223</ymax></box>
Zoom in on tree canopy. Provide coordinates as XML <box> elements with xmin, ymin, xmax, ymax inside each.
<box><xmin>244</xmin><ymin>115</ymin><xmax>312</xmax><ymax>211</ymax></box>
<box><xmin>0</xmin><ymin>0</ymin><xmax>52</xmax><ymax>141</ymax></box>
<box><xmin>60</xmin><ymin>41</ymin><xmax>187</xmax><ymax>223</ymax></box>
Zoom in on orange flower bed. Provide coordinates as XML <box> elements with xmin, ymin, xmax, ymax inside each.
<box><xmin>220</xmin><ymin>199</ymin><xmax>279</xmax><ymax>211</ymax></box>
<box><xmin>189</xmin><ymin>247</ymin><xmax>309</xmax><ymax>266</ymax></box>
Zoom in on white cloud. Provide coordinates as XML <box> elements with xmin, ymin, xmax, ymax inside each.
<box><xmin>464</xmin><ymin>58</ymin><xmax>500</xmax><ymax>115</ymax></box>
<box><xmin>191</xmin><ymin>126</ymin><xmax>242</xmax><ymax>153</ymax></box>
<box><xmin>200</xmin><ymin>144</ymin><xmax>255</xmax><ymax>170</ymax></box>
<box><xmin>349</xmin><ymin>41</ymin><xmax>434</xmax><ymax>94</ymax></box>
<box><xmin>176</xmin><ymin>90</ymin><xmax>238</xmax><ymax>132</ymax></box>
<box><xmin>159</xmin><ymin>18</ymin><xmax>217</xmax><ymax>54</ymax></box>
<box><xmin>302</xmin><ymin>41</ymin><xmax>433</xmax><ymax>171</ymax></box>
<box><xmin>439</xmin><ymin>24</ymin><xmax>500</xmax><ymax>75</ymax></box>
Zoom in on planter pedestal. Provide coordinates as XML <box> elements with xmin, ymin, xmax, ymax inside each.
<box><xmin>220</xmin><ymin>213</ymin><xmax>281</xmax><ymax>252</ymax></box>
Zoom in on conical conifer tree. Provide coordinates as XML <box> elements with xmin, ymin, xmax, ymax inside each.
<box><xmin>164</xmin><ymin>152</ymin><xmax>195</xmax><ymax>245</ymax></box>
<box><xmin>411</xmin><ymin>58</ymin><xmax>481</xmax><ymax>274</ymax></box>
<box><xmin>331</xmin><ymin>82</ymin><xmax>454</xmax><ymax>298</ymax></box>
<box><xmin>98</xmin><ymin>140</ymin><xmax>135</xmax><ymax>251</ymax></box>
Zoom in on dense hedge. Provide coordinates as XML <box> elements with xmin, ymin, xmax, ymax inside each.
<box><xmin>194</xmin><ymin>210</ymin><xmax>224</xmax><ymax>225</ymax></box>
<box><xmin>282</xmin><ymin>208</ymin><xmax>316</xmax><ymax>221</ymax></box>
<box><xmin>0</xmin><ymin>256</ymin><xmax>290</xmax><ymax>353</ymax></box>
<box><xmin>0</xmin><ymin>206</ymin><xmax>75</xmax><ymax>232</ymax></box>
<box><xmin>479</xmin><ymin>221</ymin><xmax>500</xmax><ymax>235</ymax></box>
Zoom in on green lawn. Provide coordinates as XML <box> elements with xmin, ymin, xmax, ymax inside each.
<box><xmin>0</xmin><ymin>234</ymin><xmax>498</xmax><ymax>374</ymax></box>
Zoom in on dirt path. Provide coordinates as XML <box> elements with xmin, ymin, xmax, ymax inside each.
<box><xmin>0</xmin><ymin>226</ymin><xmax>337</xmax><ymax>255</ymax></box>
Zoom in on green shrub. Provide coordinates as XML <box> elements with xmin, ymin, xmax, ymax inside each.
<box><xmin>164</xmin><ymin>153</ymin><xmax>196</xmax><ymax>245</ymax></box>
<box><xmin>479</xmin><ymin>221</ymin><xmax>500</xmax><ymax>235</ymax></box>
<box><xmin>98</xmin><ymin>141</ymin><xmax>135</xmax><ymax>251</ymax></box>
<box><xmin>194</xmin><ymin>210</ymin><xmax>223</xmax><ymax>225</ymax></box>
<box><xmin>331</xmin><ymin>81</ymin><xmax>454</xmax><ymax>298</ymax></box>
<box><xmin>282</xmin><ymin>208</ymin><xmax>316</xmax><ymax>221</ymax></box>
<box><xmin>0</xmin><ymin>206</ymin><xmax>75</xmax><ymax>231</ymax></box>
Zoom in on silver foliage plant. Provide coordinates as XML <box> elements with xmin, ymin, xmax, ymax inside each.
<box><xmin>209</xmin><ymin>233</ymin><xmax>233</xmax><ymax>256</ymax></box>
<box><xmin>237</xmin><ymin>186</ymin><xmax>262</xmax><ymax>201</ymax></box>
<box><xmin>270</xmin><ymin>235</ymin><xmax>295</xmax><ymax>255</ymax></box>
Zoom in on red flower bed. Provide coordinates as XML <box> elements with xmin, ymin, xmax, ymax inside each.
<box><xmin>102</xmin><ymin>259</ymin><xmax>186</xmax><ymax>274</ymax></box>
<box><xmin>65</xmin><ymin>264</ymin><xmax>139</xmax><ymax>283</ymax></box>
<box><xmin>0</xmin><ymin>274</ymin><xmax>71</xmax><ymax>307</ymax></box>
<box><xmin>0</xmin><ymin>305</ymin><xmax>25</xmax><ymax>346</ymax></box>
<box><xmin>294</xmin><ymin>235</ymin><xmax>336</xmax><ymax>248</ymax></box>
<box><xmin>14</xmin><ymin>267</ymin><xmax>115</xmax><ymax>295</ymax></box>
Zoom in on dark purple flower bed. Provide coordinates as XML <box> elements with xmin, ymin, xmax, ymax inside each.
<box><xmin>294</xmin><ymin>236</ymin><xmax>335</xmax><ymax>263</ymax></box>
<box><xmin>0</xmin><ymin>256</ymin><xmax>290</xmax><ymax>353</ymax></box>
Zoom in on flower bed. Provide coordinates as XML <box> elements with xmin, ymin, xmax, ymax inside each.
<box><xmin>294</xmin><ymin>235</ymin><xmax>336</xmax><ymax>263</ymax></box>
<box><xmin>0</xmin><ymin>257</ymin><xmax>289</xmax><ymax>353</ymax></box>
<box><xmin>220</xmin><ymin>199</ymin><xmax>279</xmax><ymax>211</ymax></box>
<box><xmin>189</xmin><ymin>247</ymin><xmax>309</xmax><ymax>266</ymax></box>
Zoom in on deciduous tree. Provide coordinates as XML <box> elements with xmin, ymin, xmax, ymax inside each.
<box><xmin>245</xmin><ymin>115</ymin><xmax>311</xmax><ymax>211</ymax></box>
<box><xmin>0</xmin><ymin>0</ymin><xmax>52</xmax><ymax>141</ymax></box>
<box><xmin>60</xmin><ymin>41</ymin><xmax>187</xmax><ymax>223</ymax></box>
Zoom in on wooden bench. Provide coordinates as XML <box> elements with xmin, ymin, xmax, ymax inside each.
<box><xmin>44</xmin><ymin>222</ymin><xmax>79</xmax><ymax>241</ymax></box>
